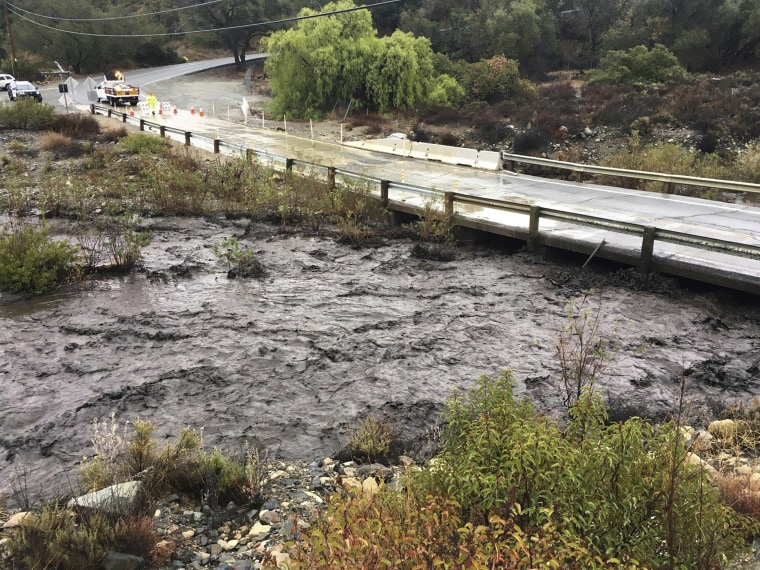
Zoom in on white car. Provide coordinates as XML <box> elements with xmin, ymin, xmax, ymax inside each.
<box><xmin>0</xmin><ymin>74</ymin><xmax>15</xmax><ymax>90</ymax></box>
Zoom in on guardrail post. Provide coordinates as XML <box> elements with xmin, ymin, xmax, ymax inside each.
<box><xmin>286</xmin><ymin>158</ymin><xmax>295</xmax><ymax>174</ymax></box>
<box><xmin>90</xmin><ymin>104</ymin><xmax>95</xmax><ymax>115</ymax></box>
<box><xmin>664</xmin><ymin>182</ymin><xmax>673</xmax><ymax>194</ymax></box>
<box><xmin>444</xmin><ymin>192</ymin><xmax>454</xmax><ymax>217</ymax></box>
<box><xmin>640</xmin><ymin>226</ymin><xmax>656</xmax><ymax>273</ymax></box>
<box><xmin>380</xmin><ymin>180</ymin><xmax>389</xmax><ymax>208</ymax></box>
<box><xmin>184</xmin><ymin>132</ymin><xmax>191</xmax><ymax>146</ymax></box>
<box><xmin>246</xmin><ymin>148</ymin><xmax>253</xmax><ymax>162</ymax></box>
<box><xmin>139</xmin><ymin>119</ymin><xmax>145</xmax><ymax>132</ymax></box>
<box><xmin>159</xmin><ymin>126</ymin><xmax>166</xmax><ymax>138</ymax></box>
<box><xmin>327</xmin><ymin>166</ymin><xmax>336</xmax><ymax>189</ymax></box>
<box><xmin>122</xmin><ymin>112</ymin><xmax>127</xmax><ymax>123</ymax></box>
<box><xmin>107</xmin><ymin>108</ymin><xmax>112</xmax><ymax>119</ymax></box>
<box><xmin>214</xmin><ymin>139</ymin><xmax>221</xmax><ymax>154</ymax></box>
<box><xmin>527</xmin><ymin>205</ymin><xmax>541</xmax><ymax>251</ymax></box>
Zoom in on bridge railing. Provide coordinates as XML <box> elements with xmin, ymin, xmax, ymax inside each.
<box><xmin>90</xmin><ymin>104</ymin><xmax>760</xmax><ymax>290</ymax></box>
<box><xmin>501</xmin><ymin>152</ymin><xmax>760</xmax><ymax>195</ymax></box>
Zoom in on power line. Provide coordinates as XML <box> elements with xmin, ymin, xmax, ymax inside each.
<box><xmin>7</xmin><ymin>0</ymin><xmax>402</xmax><ymax>38</ymax></box>
<box><xmin>7</xmin><ymin>0</ymin><xmax>224</xmax><ymax>22</ymax></box>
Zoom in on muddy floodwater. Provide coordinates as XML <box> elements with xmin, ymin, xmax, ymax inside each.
<box><xmin>1</xmin><ymin>215</ymin><xmax>759</xmax><ymax>500</ymax></box>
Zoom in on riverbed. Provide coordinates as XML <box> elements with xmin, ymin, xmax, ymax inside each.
<box><xmin>1</xmin><ymin>214</ymin><xmax>758</xmax><ymax>501</ymax></box>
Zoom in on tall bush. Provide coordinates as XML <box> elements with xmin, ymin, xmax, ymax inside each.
<box><xmin>419</xmin><ymin>372</ymin><xmax>753</xmax><ymax>568</ymax></box>
<box><xmin>0</xmin><ymin>223</ymin><xmax>77</xmax><ymax>295</ymax></box>
<box><xmin>587</xmin><ymin>44</ymin><xmax>687</xmax><ymax>85</ymax></box>
<box><xmin>0</xmin><ymin>100</ymin><xmax>56</xmax><ymax>131</ymax></box>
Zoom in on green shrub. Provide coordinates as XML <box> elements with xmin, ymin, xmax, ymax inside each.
<box><xmin>0</xmin><ymin>100</ymin><xmax>56</xmax><ymax>130</ymax></box>
<box><xmin>198</xmin><ymin>446</ymin><xmax>266</xmax><ymax>509</ymax></box>
<box><xmin>117</xmin><ymin>133</ymin><xmax>169</xmax><ymax>155</ymax></box>
<box><xmin>282</xmin><ymin>492</ymin><xmax>517</xmax><ymax>569</ymax></box>
<box><xmin>348</xmin><ymin>415</ymin><xmax>394</xmax><ymax>463</ymax></box>
<box><xmin>80</xmin><ymin>416</ymin><xmax>204</xmax><ymax>508</ymax></box>
<box><xmin>416</xmin><ymin>372</ymin><xmax>754</xmax><ymax>568</ymax></box>
<box><xmin>601</xmin><ymin>132</ymin><xmax>729</xmax><ymax>195</ymax></box>
<box><xmin>212</xmin><ymin>236</ymin><xmax>265</xmax><ymax>279</ymax></box>
<box><xmin>0</xmin><ymin>223</ymin><xmax>77</xmax><ymax>295</ymax></box>
<box><xmin>464</xmin><ymin>55</ymin><xmax>534</xmax><ymax>103</ymax></box>
<box><xmin>588</xmin><ymin>44</ymin><xmax>687</xmax><ymax>85</ymax></box>
<box><xmin>7</xmin><ymin>501</ymin><xmax>156</xmax><ymax>570</ymax></box>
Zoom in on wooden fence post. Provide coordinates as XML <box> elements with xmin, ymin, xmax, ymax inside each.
<box><xmin>380</xmin><ymin>180</ymin><xmax>389</xmax><ymax>208</ymax></box>
<box><xmin>327</xmin><ymin>166</ymin><xmax>336</xmax><ymax>189</ymax></box>
<box><xmin>640</xmin><ymin>226</ymin><xmax>656</xmax><ymax>273</ymax></box>
<box><xmin>444</xmin><ymin>192</ymin><xmax>454</xmax><ymax>217</ymax></box>
<box><xmin>527</xmin><ymin>205</ymin><xmax>541</xmax><ymax>251</ymax></box>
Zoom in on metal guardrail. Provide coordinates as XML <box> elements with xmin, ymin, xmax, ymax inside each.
<box><xmin>502</xmin><ymin>153</ymin><xmax>760</xmax><ymax>195</ymax></box>
<box><xmin>90</xmin><ymin>105</ymin><xmax>760</xmax><ymax>289</ymax></box>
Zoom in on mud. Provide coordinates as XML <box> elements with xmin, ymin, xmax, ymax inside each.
<box><xmin>1</xmin><ymin>215</ymin><xmax>759</xmax><ymax>501</ymax></box>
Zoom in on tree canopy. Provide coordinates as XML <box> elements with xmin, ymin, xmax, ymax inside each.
<box><xmin>263</xmin><ymin>0</ymin><xmax>462</xmax><ymax>117</ymax></box>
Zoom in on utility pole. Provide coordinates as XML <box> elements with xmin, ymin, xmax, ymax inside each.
<box><xmin>3</xmin><ymin>0</ymin><xmax>17</xmax><ymax>76</ymax></box>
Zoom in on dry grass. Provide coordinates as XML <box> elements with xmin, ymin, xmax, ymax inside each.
<box><xmin>716</xmin><ymin>472</ymin><xmax>760</xmax><ymax>519</ymax></box>
<box><xmin>40</xmin><ymin>132</ymin><xmax>88</xmax><ymax>158</ymax></box>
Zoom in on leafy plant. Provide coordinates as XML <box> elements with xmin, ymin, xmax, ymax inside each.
<box><xmin>212</xmin><ymin>236</ymin><xmax>264</xmax><ymax>278</ymax></box>
<box><xmin>0</xmin><ymin>223</ymin><xmax>77</xmax><ymax>295</ymax></box>
<box><xmin>198</xmin><ymin>444</ymin><xmax>266</xmax><ymax>510</ymax></box>
<box><xmin>587</xmin><ymin>44</ymin><xmax>687</xmax><ymax>85</ymax></box>
<box><xmin>0</xmin><ymin>99</ymin><xmax>56</xmax><ymax>130</ymax></box>
<box><xmin>117</xmin><ymin>133</ymin><xmax>169</xmax><ymax>155</ymax></box>
<box><xmin>7</xmin><ymin>500</ymin><xmax>156</xmax><ymax>570</ymax></box>
<box><xmin>415</xmin><ymin>371</ymin><xmax>755</xmax><ymax>568</ymax></box>
<box><xmin>555</xmin><ymin>293</ymin><xmax>613</xmax><ymax>411</ymax></box>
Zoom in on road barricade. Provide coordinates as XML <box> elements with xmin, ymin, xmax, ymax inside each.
<box><xmin>475</xmin><ymin>150</ymin><xmax>503</xmax><ymax>170</ymax></box>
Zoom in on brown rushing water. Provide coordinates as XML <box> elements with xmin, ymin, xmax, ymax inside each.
<box><xmin>1</xmin><ymin>215</ymin><xmax>758</xmax><ymax>501</ymax></box>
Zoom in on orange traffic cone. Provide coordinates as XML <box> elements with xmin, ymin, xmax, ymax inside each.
<box><xmin>173</xmin><ymin>106</ymin><xmax>177</xmax><ymax>115</ymax></box>
<box><xmin>191</xmin><ymin>106</ymin><xmax>195</xmax><ymax>115</ymax></box>
<box><xmin>199</xmin><ymin>108</ymin><xmax>204</xmax><ymax>117</ymax></box>
<box><xmin>129</xmin><ymin>110</ymin><xmax>134</xmax><ymax>116</ymax></box>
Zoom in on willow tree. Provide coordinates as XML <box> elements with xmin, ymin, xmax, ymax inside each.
<box><xmin>366</xmin><ymin>31</ymin><xmax>435</xmax><ymax>113</ymax></box>
<box><xmin>264</xmin><ymin>0</ymin><xmax>460</xmax><ymax>117</ymax></box>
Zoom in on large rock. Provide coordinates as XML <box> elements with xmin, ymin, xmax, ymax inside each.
<box><xmin>2</xmin><ymin>511</ymin><xmax>30</xmax><ymax>529</ymax></box>
<box><xmin>707</xmin><ymin>419</ymin><xmax>747</xmax><ymax>444</ymax></box>
<box><xmin>68</xmin><ymin>481</ymin><xmax>142</xmax><ymax>513</ymax></box>
<box><xmin>99</xmin><ymin>551</ymin><xmax>145</xmax><ymax>570</ymax></box>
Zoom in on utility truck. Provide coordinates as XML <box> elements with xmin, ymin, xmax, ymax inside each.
<box><xmin>95</xmin><ymin>71</ymin><xmax>139</xmax><ymax>106</ymax></box>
